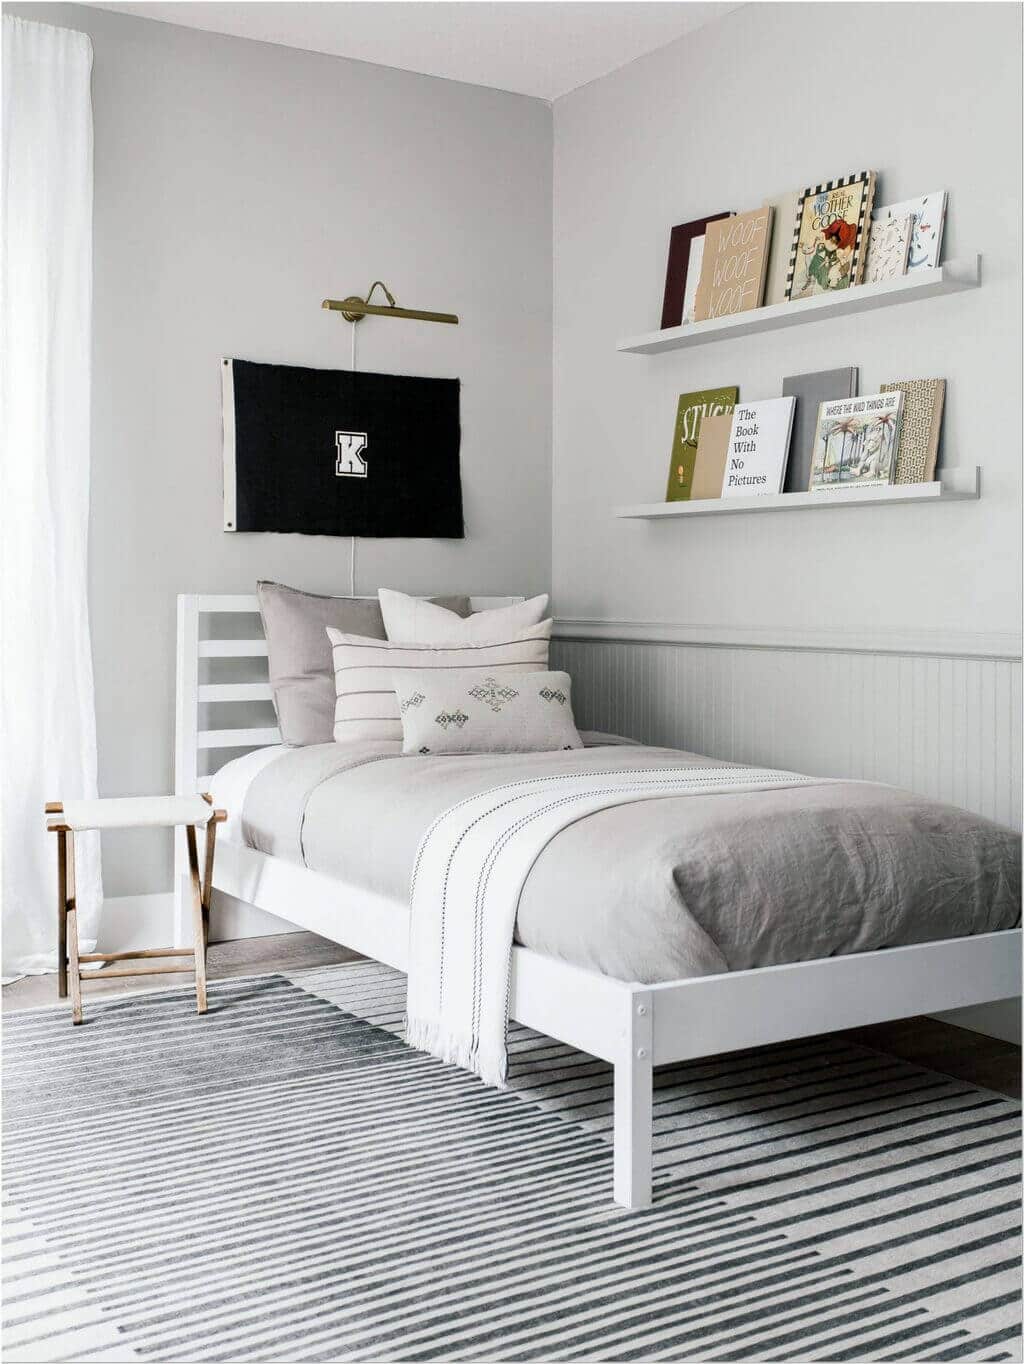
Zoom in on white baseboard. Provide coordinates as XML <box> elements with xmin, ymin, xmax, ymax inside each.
<box><xmin>209</xmin><ymin>890</ymin><xmax>300</xmax><ymax>943</ymax></box>
<box><xmin>95</xmin><ymin>894</ymin><xmax>175</xmax><ymax>954</ymax></box>
<box><xmin>99</xmin><ymin>894</ymin><xmax>1020</xmax><ymax>1045</ymax></box>
<box><xmin>98</xmin><ymin>891</ymin><xmax>300</xmax><ymax>952</ymax></box>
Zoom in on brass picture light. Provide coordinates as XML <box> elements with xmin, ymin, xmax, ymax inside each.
<box><xmin>322</xmin><ymin>281</ymin><xmax>458</xmax><ymax>326</ymax></box>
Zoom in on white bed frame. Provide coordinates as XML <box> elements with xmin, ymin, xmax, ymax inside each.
<box><xmin>175</xmin><ymin>593</ymin><xmax>1022</xmax><ymax>1210</ymax></box>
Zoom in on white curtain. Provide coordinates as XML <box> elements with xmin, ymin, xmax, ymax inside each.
<box><xmin>1</xmin><ymin>16</ymin><xmax>102</xmax><ymax>977</ymax></box>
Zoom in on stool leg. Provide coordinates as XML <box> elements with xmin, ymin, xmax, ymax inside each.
<box><xmin>66</xmin><ymin>832</ymin><xmax>83</xmax><ymax>1025</ymax></box>
<box><xmin>186</xmin><ymin>825</ymin><xmax>208</xmax><ymax>1015</ymax></box>
<box><xmin>56</xmin><ymin>829</ymin><xmax>68</xmax><ymax>1000</ymax></box>
<box><xmin>201</xmin><ymin>818</ymin><xmax>217</xmax><ymax>950</ymax></box>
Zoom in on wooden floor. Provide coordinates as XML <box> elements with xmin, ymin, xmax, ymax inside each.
<box><xmin>3</xmin><ymin>932</ymin><xmax>1020</xmax><ymax>1099</ymax></box>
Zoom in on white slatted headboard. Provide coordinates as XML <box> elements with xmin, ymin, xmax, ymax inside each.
<box><xmin>173</xmin><ymin>592</ymin><xmax>521</xmax><ymax>944</ymax></box>
<box><xmin>175</xmin><ymin>593</ymin><xmax>522</xmax><ymax>798</ymax></box>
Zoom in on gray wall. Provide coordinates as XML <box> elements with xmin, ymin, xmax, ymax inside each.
<box><xmin>549</xmin><ymin>1</ymin><xmax>1022</xmax><ymax>1041</ymax></box>
<box><xmin>551</xmin><ymin>2</ymin><xmax>1021</xmax><ymax>641</ymax></box>
<box><xmin>11</xmin><ymin>3</ymin><xmax>553</xmax><ymax>894</ymax></box>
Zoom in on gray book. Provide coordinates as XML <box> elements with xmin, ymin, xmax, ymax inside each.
<box><xmin>782</xmin><ymin>367</ymin><xmax>859</xmax><ymax>492</ymax></box>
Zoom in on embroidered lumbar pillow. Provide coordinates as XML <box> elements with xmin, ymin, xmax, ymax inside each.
<box><xmin>395</xmin><ymin>669</ymin><xmax>582</xmax><ymax>755</ymax></box>
<box><xmin>379</xmin><ymin>588</ymin><xmax>549</xmax><ymax>646</ymax></box>
<box><xmin>327</xmin><ymin>621</ymin><xmax>552</xmax><ymax>744</ymax></box>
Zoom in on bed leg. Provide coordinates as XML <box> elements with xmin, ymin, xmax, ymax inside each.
<box><xmin>613</xmin><ymin>990</ymin><xmax>653</xmax><ymax>1211</ymax></box>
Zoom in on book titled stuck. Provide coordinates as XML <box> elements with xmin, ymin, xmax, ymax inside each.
<box><xmin>665</xmin><ymin>387</ymin><xmax>739</xmax><ymax>501</ymax></box>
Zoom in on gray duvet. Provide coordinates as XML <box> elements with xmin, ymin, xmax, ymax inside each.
<box><xmin>239</xmin><ymin>737</ymin><xmax>1021</xmax><ymax>984</ymax></box>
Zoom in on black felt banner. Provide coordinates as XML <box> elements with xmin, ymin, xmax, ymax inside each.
<box><xmin>223</xmin><ymin>358</ymin><xmax>463</xmax><ymax>538</ymax></box>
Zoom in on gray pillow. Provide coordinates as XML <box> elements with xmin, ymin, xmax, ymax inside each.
<box><xmin>256</xmin><ymin>581</ymin><xmax>471</xmax><ymax>746</ymax></box>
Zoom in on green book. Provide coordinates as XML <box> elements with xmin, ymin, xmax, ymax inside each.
<box><xmin>666</xmin><ymin>387</ymin><xmax>739</xmax><ymax>501</ymax></box>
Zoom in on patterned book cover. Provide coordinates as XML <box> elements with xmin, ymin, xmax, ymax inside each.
<box><xmin>864</xmin><ymin>214</ymin><xmax>912</xmax><ymax>284</ymax></box>
<box><xmin>808</xmin><ymin>391</ymin><xmax>904</xmax><ymax>491</ymax></box>
<box><xmin>665</xmin><ymin>387</ymin><xmax>739</xmax><ymax>502</ymax></box>
<box><xmin>876</xmin><ymin>191</ymin><xmax>947</xmax><ymax>270</ymax></box>
<box><xmin>880</xmin><ymin>378</ymin><xmax>946</xmax><ymax>484</ymax></box>
<box><xmin>786</xmin><ymin>172</ymin><xmax>877</xmax><ymax>301</ymax></box>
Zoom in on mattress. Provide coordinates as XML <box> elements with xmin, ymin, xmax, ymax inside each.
<box><xmin>209</xmin><ymin>737</ymin><xmax>1021</xmax><ymax>985</ymax></box>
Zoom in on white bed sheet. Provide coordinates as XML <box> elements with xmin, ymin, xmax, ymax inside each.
<box><xmin>207</xmin><ymin>746</ymin><xmax>286</xmax><ymax>844</ymax></box>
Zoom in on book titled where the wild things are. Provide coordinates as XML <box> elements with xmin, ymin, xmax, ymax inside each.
<box><xmin>809</xmin><ymin>391</ymin><xmax>905</xmax><ymax>491</ymax></box>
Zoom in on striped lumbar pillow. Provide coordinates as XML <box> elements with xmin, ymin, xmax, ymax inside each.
<box><xmin>326</xmin><ymin>621</ymin><xmax>552</xmax><ymax>744</ymax></box>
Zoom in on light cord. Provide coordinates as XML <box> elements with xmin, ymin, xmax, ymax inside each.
<box><xmin>350</xmin><ymin>323</ymin><xmax>358</xmax><ymax>595</ymax></box>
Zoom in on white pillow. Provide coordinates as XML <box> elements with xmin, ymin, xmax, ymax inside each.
<box><xmin>327</xmin><ymin>620</ymin><xmax>552</xmax><ymax>743</ymax></box>
<box><xmin>379</xmin><ymin>588</ymin><xmax>550</xmax><ymax>646</ymax></box>
<box><xmin>395</xmin><ymin>669</ymin><xmax>583</xmax><ymax>755</ymax></box>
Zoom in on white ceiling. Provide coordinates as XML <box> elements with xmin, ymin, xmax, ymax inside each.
<box><xmin>85</xmin><ymin>1</ymin><xmax>739</xmax><ymax>101</ymax></box>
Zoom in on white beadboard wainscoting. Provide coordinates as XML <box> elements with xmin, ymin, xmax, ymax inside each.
<box><xmin>552</xmin><ymin>621</ymin><xmax>1023</xmax><ymax>1042</ymax></box>
<box><xmin>552</xmin><ymin>623</ymin><xmax>1023</xmax><ymax>832</ymax></box>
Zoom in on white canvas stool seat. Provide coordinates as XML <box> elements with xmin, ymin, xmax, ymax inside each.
<box><xmin>46</xmin><ymin>794</ymin><xmax>226</xmax><ymax>1025</ymax></box>
<box><xmin>47</xmin><ymin>794</ymin><xmax>215</xmax><ymax>833</ymax></box>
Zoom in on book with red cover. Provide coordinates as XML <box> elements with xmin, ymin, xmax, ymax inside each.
<box><xmin>660</xmin><ymin>212</ymin><xmax>733</xmax><ymax>329</ymax></box>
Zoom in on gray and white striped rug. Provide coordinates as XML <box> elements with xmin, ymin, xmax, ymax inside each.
<box><xmin>3</xmin><ymin>961</ymin><xmax>1020</xmax><ymax>1364</ymax></box>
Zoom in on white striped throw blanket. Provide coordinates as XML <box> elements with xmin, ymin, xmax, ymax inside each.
<box><xmin>405</xmin><ymin>764</ymin><xmax>820</xmax><ymax>1086</ymax></box>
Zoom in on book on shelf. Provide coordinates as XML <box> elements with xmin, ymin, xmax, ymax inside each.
<box><xmin>660</xmin><ymin>213</ymin><xmax>733</xmax><ymax>329</ymax></box>
<box><xmin>665</xmin><ymin>387</ymin><xmax>739</xmax><ymax>502</ymax></box>
<box><xmin>863</xmin><ymin>213</ymin><xmax>913</xmax><ymax>284</ymax></box>
<box><xmin>720</xmin><ymin>398</ymin><xmax>796</xmax><ymax>499</ymax></box>
<box><xmin>680</xmin><ymin>237</ymin><xmax>706</xmax><ymax>324</ymax></box>
<box><xmin>782</xmin><ymin>367</ymin><xmax>858</xmax><ymax>493</ymax></box>
<box><xmin>875</xmin><ymin>191</ymin><xmax>947</xmax><ymax>271</ymax></box>
<box><xmin>880</xmin><ymin>378</ymin><xmax>946</xmax><ymax>484</ymax></box>
<box><xmin>691</xmin><ymin>412</ymin><xmax>734</xmax><ymax>499</ymax></box>
<box><xmin>693</xmin><ymin>207</ymin><xmax>773</xmax><ymax>322</ymax></box>
<box><xmin>761</xmin><ymin>187</ymin><xmax>801</xmax><ymax>306</ymax></box>
<box><xmin>808</xmin><ymin>391</ymin><xmax>904</xmax><ymax>492</ymax></box>
<box><xmin>787</xmin><ymin>171</ymin><xmax>877</xmax><ymax>301</ymax></box>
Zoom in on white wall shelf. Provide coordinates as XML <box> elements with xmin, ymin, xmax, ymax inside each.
<box><xmin>617</xmin><ymin>256</ymin><xmax>980</xmax><ymax>355</ymax></box>
<box><xmin>614</xmin><ymin>467</ymin><xmax>979</xmax><ymax>519</ymax></box>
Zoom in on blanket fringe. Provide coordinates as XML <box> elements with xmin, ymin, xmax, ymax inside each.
<box><xmin>405</xmin><ymin>1015</ymin><xmax>508</xmax><ymax>1089</ymax></box>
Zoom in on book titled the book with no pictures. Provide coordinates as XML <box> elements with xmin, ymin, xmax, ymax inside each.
<box><xmin>720</xmin><ymin>398</ymin><xmax>796</xmax><ymax>498</ymax></box>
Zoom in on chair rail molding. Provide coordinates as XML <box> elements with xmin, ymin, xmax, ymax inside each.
<box><xmin>553</xmin><ymin>618</ymin><xmax>1023</xmax><ymax>662</ymax></box>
